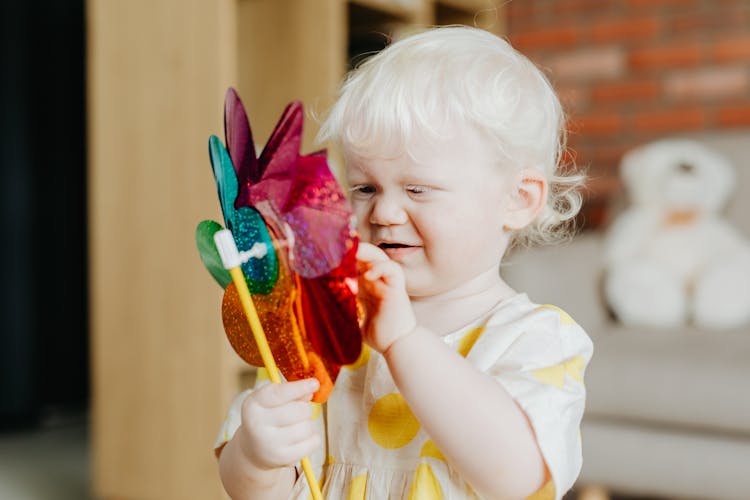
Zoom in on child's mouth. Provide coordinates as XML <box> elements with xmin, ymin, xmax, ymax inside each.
<box><xmin>379</xmin><ymin>243</ymin><xmax>411</xmax><ymax>249</ymax></box>
<box><xmin>378</xmin><ymin>242</ymin><xmax>419</xmax><ymax>260</ymax></box>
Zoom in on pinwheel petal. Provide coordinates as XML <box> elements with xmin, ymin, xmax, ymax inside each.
<box><xmin>195</xmin><ymin>220</ymin><xmax>232</xmax><ymax>289</ymax></box>
<box><xmin>208</xmin><ymin>135</ymin><xmax>238</xmax><ymax>225</ymax></box>
<box><xmin>224</xmin><ymin>87</ymin><xmax>260</xmax><ymax>186</ymax></box>
<box><xmin>248</xmin><ymin>147</ymin><xmax>354</xmax><ymax>278</ymax></box>
<box><xmin>257</xmin><ymin>100</ymin><xmax>303</xmax><ymax>180</ymax></box>
<box><xmin>230</xmin><ymin>206</ymin><xmax>279</xmax><ymax>294</ymax></box>
<box><xmin>221</xmin><ymin>251</ymin><xmax>338</xmax><ymax>402</ymax></box>
<box><xmin>298</xmin><ymin>245</ymin><xmax>362</xmax><ymax>365</ymax></box>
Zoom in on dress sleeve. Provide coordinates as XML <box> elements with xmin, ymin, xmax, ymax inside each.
<box><xmin>465</xmin><ymin>304</ymin><xmax>594</xmax><ymax>500</ymax></box>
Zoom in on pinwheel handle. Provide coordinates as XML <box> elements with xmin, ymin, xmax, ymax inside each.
<box><xmin>213</xmin><ymin>229</ymin><xmax>324</xmax><ymax>500</ymax></box>
<box><xmin>214</xmin><ymin>230</ymin><xmax>281</xmax><ymax>382</ymax></box>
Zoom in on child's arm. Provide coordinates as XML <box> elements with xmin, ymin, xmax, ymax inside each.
<box><xmin>357</xmin><ymin>243</ymin><xmax>547</xmax><ymax>499</ymax></box>
<box><xmin>386</xmin><ymin>327</ymin><xmax>547</xmax><ymax>499</ymax></box>
<box><xmin>217</xmin><ymin>378</ymin><xmax>320</xmax><ymax>499</ymax></box>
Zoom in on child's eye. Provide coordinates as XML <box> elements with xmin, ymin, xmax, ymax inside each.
<box><xmin>406</xmin><ymin>185</ymin><xmax>431</xmax><ymax>196</ymax></box>
<box><xmin>350</xmin><ymin>184</ymin><xmax>377</xmax><ymax>198</ymax></box>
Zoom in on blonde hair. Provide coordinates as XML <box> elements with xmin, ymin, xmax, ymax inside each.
<box><xmin>317</xmin><ymin>26</ymin><xmax>584</xmax><ymax>247</ymax></box>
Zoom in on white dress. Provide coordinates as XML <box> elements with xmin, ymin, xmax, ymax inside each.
<box><xmin>215</xmin><ymin>293</ymin><xmax>593</xmax><ymax>499</ymax></box>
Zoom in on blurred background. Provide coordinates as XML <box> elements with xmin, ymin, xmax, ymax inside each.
<box><xmin>0</xmin><ymin>0</ymin><xmax>748</xmax><ymax>499</ymax></box>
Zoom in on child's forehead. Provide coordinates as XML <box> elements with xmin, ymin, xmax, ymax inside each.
<box><xmin>346</xmin><ymin>153</ymin><xmax>432</xmax><ymax>174</ymax></box>
<box><xmin>342</xmin><ymin>123</ymin><xmax>497</xmax><ymax>159</ymax></box>
<box><xmin>344</xmin><ymin>125</ymin><xmax>499</xmax><ymax>169</ymax></box>
<box><xmin>344</xmin><ymin>143</ymin><xmax>509</xmax><ymax>185</ymax></box>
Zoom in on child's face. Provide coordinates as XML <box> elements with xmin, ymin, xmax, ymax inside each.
<box><xmin>346</xmin><ymin>126</ymin><xmax>515</xmax><ymax>297</ymax></box>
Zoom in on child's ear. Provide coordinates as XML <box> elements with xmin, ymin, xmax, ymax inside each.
<box><xmin>503</xmin><ymin>168</ymin><xmax>548</xmax><ymax>230</ymax></box>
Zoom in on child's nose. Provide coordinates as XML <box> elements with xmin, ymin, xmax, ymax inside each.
<box><xmin>369</xmin><ymin>194</ymin><xmax>408</xmax><ymax>226</ymax></box>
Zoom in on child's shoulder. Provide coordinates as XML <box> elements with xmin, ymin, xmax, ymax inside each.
<box><xmin>485</xmin><ymin>293</ymin><xmax>582</xmax><ymax>331</ymax></box>
<box><xmin>456</xmin><ymin>293</ymin><xmax>592</xmax><ymax>369</ymax></box>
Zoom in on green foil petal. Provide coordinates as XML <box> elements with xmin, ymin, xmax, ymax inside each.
<box><xmin>196</xmin><ymin>220</ymin><xmax>232</xmax><ymax>288</ymax></box>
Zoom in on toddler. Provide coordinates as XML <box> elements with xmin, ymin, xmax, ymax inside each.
<box><xmin>215</xmin><ymin>26</ymin><xmax>593</xmax><ymax>500</ymax></box>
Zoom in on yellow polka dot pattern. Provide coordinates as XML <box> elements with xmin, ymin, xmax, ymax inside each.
<box><xmin>525</xmin><ymin>479</ymin><xmax>555</xmax><ymax>500</ymax></box>
<box><xmin>536</xmin><ymin>305</ymin><xmax>576</xmax><ymax>325</ymax></box>
<box><xmin>347</xmin><ymin>473</ymin><xmax>367</xmax><ymax>500</ymax></box>
<box><xmin>310</xmin><ymin>402</ymin><xmax>322</xmax><ymax>420</ymax></box>
<box><xmin>345</xmin><ymin>344</ymin><xmax>370</xmax><ymax>370</ymax></box>
<box><xmin>457</xmin><ymin>326</ymin><xmax>486</xmax><ymax>357</ymax></box>
<box><xmin>419</xmin><ymin>440</ymin><xmax>446</xmax><ymax>462</ymax></box>
<box><xmin>408</xmin><ymin>463</ymin><xmax>443</xmax><ymax>499</ymax></box>
<box><xmin>532</xmin><ymin>355</ymin><xmax>585</xmax><ymax>388</ymax></box>
<box><xmin>367</xmin><ymin>393</ymin><xmax>421</xmax><ymax>449</ymax></box>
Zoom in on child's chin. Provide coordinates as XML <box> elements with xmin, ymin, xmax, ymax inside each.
<box><xmin>404</xmin><ymin>279</ymin><xmax>423</xmax><ymax>298</ymax></box>
<box><xmin>404</xmin><ymin>278</ymin><xmax>441</xmax><ymax>299</ymax></box>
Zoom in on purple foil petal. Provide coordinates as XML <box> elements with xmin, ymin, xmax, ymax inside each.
<box><xmin>224</xmin><ymin>88</ymin><xmax>259</xmax><ymax>193</ymax></box>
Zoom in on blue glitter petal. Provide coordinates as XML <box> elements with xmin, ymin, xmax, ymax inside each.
<box><xmin>230</xmin><ymin>206</ymin><xmax>279</xmax><ymax>294</ymax></box>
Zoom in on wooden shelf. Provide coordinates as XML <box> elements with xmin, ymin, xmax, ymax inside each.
<box><xmin>349</xmin><ymin>0</ymin><xmax>423</xmax><ymax>21</ymax></box>
<box><xmin>438</xmin><ymin>0</ymin><xmax>497</xmax><ymax>12</ymax></box>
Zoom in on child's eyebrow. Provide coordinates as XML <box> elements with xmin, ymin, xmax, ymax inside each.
<box><xmin>344</xmin><ymin>158</ymin><xmax>372</xmax><ymax>172</ymax></box>
<box><xmin>403</xmin><ymin>167</ymin><xmax>448</xmax><ymax>183</ymax></box>
<box><xmin>345</xmin><ymin>165</ymin><xmax>370</xmax><ymax>179</ymax></box>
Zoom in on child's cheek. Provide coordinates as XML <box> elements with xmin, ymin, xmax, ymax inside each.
<box><xmin>355</xmin><ymin>221</ymin><xmax>373</xmax><ymax>243</ymax></box>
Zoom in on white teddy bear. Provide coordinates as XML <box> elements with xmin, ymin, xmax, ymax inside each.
<box><xmin>603</xmin><ymin>137</ymin><xmax>750</xmax><ymax>330</ymax></box>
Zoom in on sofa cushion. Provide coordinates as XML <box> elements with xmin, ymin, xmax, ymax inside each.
<box><xmin>580</xmin><ymin>418</ymin><xmax>750</xmax><ymax>499</ymax></box>
<box><xmin>584</xmin><ymin>324</ymin><xmax>750</xmax><ymax>435</ymax></box>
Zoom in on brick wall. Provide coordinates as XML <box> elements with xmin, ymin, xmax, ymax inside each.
<box><xmin>507</xmin><ymin>0</ymin><xmax>750</xmax><ymax>228</ymax></box>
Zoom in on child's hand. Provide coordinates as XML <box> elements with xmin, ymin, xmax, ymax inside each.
<box><xmin>235</xmin><ymin>378</ymin><xmax>320</xmax><ymax>471</ymax></box>
<box><xmin>356</xmin><ymin>242</ymin><xmax>417</xmax><ymax>353</ymax></box>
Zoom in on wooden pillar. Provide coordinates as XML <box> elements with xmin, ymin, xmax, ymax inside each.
<box><xmin>88</xmin><ymin>0</ymin><xmax>237</xmax><ymax>498</ymax></box>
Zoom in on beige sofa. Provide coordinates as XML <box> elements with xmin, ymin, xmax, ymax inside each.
<box><xmin>501</xmin><ymin>129</ymin><xmax>750</xmax><ymax>500</ymax></box>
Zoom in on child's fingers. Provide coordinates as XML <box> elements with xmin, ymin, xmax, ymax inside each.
<box><xmin>363</xmin><ymin>262</ymin><xmax>387</xmax><ymax>281</ymax></box>
<box><xmin>273</xmin><ymin>419</ymin><xmax>315</xmax><ymax>444</ymax></box>
<box><xmin>263</xmin><ymin>423</ymin><xmax>320</xmax><ymax>468</ymax></box>
<box><xmin>251</xmin><ymin>378</ymin><xmax>319</xmax><ymax>409</ymax></box>
<box><xmin>268</xmin><ymin>400</ymin><xmax>314</xmax><ymax>427</ymax></box>
<box><xmin>357</xmin><ymin>243</ymin><xmax>406</xmax><ymax>288</ymax></box>
<box><xmin>360</xmin><ymin>259</ymin><xmax>404</xmax><ymax>289</ymax></box>
<box><xmin>277</xmin><ymin>433</ymin><xmax>321</xmax><ymax>465</ymax></box>
<box><xmin>356</xmin><ymin>242</ymin><xmax>390</xmax><ymax>264</ymax></box>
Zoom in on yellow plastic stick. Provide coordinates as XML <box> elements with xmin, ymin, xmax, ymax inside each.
<box><xmin>228</xmin><ymin>266</ymin><xmax>324</xmax><ymax>500</ymax></box>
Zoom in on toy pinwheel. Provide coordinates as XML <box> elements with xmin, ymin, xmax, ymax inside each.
<box><xmin>196</xmin><ymin>87</ymin><xmax>362</xmax><ymax>402</ymax></box>
<box><xmin>197</xmin><ymin>88</ymin><xmax>362</xmax><ymax>499</ymax></box>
